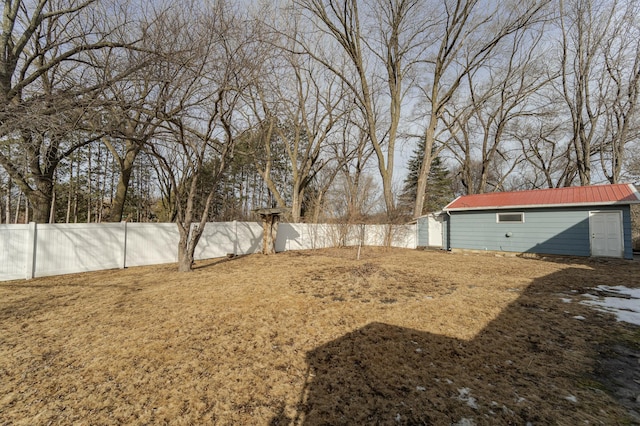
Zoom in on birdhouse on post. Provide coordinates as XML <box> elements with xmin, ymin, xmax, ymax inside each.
<box><xmin>254</xmin><ymin>208</ymin><xmax>287</xmax><ymax>255</ymax></box>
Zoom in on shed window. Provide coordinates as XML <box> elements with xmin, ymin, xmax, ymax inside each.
<box><xmin>497</xmin><ymin>213</ymin><xmax>524</xmax><ymax>223</ymax></box>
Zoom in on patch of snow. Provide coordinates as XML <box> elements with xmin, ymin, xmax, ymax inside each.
<box><xmin>565</xmin><ymin>395</ymin><xmax>578</xmax><ymax>403</ymax></box>
<box><xmin>598</xmin><ymin>285</ymin><xmax>640</xmax><ymax>297</ymax></box>
<box><xmin>561</xmin><ymin>298</ymin><xmax>572</xmax><ymax>303</ymax></box>
<box><xmin>445</xmin><ymin>378</ymin><xmax>453</xmax><ymax>384</ymax></box>
<box><xmin>573</xmin><ymin>315</ymin><xmax>586</xmax><ymax>320</ymax></box>
<box><xmin>395</xmin><ymin>413</ymin><xmax>401</xmax><ymax>422</ymax></box>
<box><xmin>457</xmin><ymin>388</ymin><xmax>479</xmax><ymax>409</ymax></box>
<box><xmin>416</xmin><ymin>386</ymin><xmax>426</xmax><ymax>392</ymax></box>
<box><xmin>516</xmin><ymin>397</ymin><xmax>526</xmax><ymax>403</ymax></box>
<box><xmin>453</xmin><ymin>418</ymin><xmax>476</xmax><ymax>426</ymax></box>
<box><xmin>415</xmin><ymin>348</ymin><xmax>422</xmax><ymax>353</ymax></box>
<box><xmin>581</xmin><ymin>285</ymin><xmax>640</xmax><ymax>326</ymax></box>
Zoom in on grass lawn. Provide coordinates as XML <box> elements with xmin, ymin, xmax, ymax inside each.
<box><xmin>1</xmin><ymin>247</ymin><xmax>639</xmax><ymax>425</ymax></box>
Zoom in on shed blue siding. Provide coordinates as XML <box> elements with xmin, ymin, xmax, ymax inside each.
<box><xmin>445</xmin><ymin>205</ymin><xmax>633</xmax><ymax>259</ymax></box>
<box><xmin>417</xmin><ymin>217</ymin><xmax>429</xmax><ymax>247</ymax></box>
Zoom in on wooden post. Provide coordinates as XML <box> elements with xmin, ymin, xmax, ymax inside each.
<box><xmin>254</xmin><ymin>208</ymin><xmax>286</xmax><ymax>255</ymax></box>
<box><xmin>262</xmin><ymin>214</ymin><xmax>273</xmax><ymax>254</ymax></box>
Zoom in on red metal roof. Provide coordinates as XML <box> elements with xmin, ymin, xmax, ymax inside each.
<box><xmin>443</xmin><ymin>184</ymin><xmax>640</xmax><ymax>211</ymax></box>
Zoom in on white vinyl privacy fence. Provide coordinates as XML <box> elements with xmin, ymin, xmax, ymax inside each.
<box><xmin>0</xmin><ymin>221</ymin><xmax>416</xmax><ymax>281</ymax></box>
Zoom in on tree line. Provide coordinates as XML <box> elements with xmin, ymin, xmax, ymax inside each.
<box><xmin>0</xmin><ymin>0</ymin><xmax>639</xmax><ymax>269</ymax></box>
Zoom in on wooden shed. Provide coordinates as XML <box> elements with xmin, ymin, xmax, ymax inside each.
<box><xmin>439</xmin><ymin>183</ymin><xmax>640</xmax><ymax>259</ymax></box>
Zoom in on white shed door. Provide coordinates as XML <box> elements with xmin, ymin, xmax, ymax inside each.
<box><xmin>590</xmin><ymin>211</ymin><xmax>623</xmax><ymax>258</ymax></box>
<box><xmin>428</xmin><ymin>216</ymin><xmax>443</xmax><ymax>247</ymax></box>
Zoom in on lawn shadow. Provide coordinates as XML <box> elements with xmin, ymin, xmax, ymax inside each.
<box><xmin>515</xmin><ymin>252</ymin><xmax>639</xmax><ymax>268</ymax></box>
<box><xmin>192</xmin><ymin>254</ymin><xmax>252</xmax><ymax>270</ymax></box>
<box><xmin>283</xmin><ymin>265</ymin><xmax>639</xmax><ymax>425</ymax></box>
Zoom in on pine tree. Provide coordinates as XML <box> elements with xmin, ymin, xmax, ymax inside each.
<box><xmin>400</xmin><ymin>140</ymin><xmax>453</xmax><ymax>216</ymax></box>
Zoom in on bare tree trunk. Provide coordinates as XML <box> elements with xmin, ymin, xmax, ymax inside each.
<box><xmin>24</xmin><ymin>195</ymin><xmax>29</xmax><ymax>223</ymax></box>
<box><xmin>5</xmin><ymin>178</ymin><xmax>11</xmax><ymax>224</ymax></box>
<box><xmin>291</xmin><ymin>183</ymin><xmax>303</xmax><ymax>222</ymax></box>
<box><xmin>414</xmin><ymin>110</ymin><xmax>437</xmax><ymax>217</ymax></box>
<box><xmin>108</xmin><ymin>142</ymin><xmax>141</xmax><ymax>222</ymax></box>
<box><xmin>261</xmin><ymin>214</ymin><xmax>279</xmax><ymax>254</ymax></box>
<box><xmin>14</xmin><ymin>192</ymin><xmax>21</xmax><ymax>223</ymax></box>
<box><xmin>66</xmin><ymin>158</ymin><xmax>73</xmax><ymax>223</ymax></box>
<box><xmin>87</xmin><ymin>144</ymin><xmax>92</xmax><ymax>223</ymax></box>
<box><xmin>177</xmin><ymin>223</ymin><xmax>193</xmax><ymax>272</ymax></box>
<box><xmin>73</xmin><ymin>184</ymin><xmax>78</xmax><ymax>223</ymax></box>
<box><xmin>49</xmin><ymin>186</ymin><xmax>56</xmax><ymax>223</ymax></box>
<box><xmin>31</xmin><ymin>179</ymin><xmax>53</xmax><ymax>223</ymax></box>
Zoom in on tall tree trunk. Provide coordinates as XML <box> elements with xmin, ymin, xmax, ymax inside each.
<box><xmin>66</xmin><ymin>158</ymin><xmax>73</xmax><ymax>223</ymax></box>
<box><xmin>5</xmin><ymin>178</ymin><xmax>11</xmax><ymax>224</ymax></box>
<box><xmin>24</xmin><ymin>195</ymin><xmax>29</xmax><ymax>223</ymax></box>
<box><xmin>413</xmin><ymin>110</ymin><xmax>437</xmax><ymax>218</ymax></box>
<box><xmin>14</xmin><ymin>192</ymin><xmax>21</xmax><ymax>223</ymax></box>
<box><xmin>87</xmin><ymin>145</ymin><xmax>92</xmax><ymax>223</ymax></box>
<box><xmin>177</xmin><ymin>224</ymin><xmax>193</xmax><ymax>272</ymax></box>
<box><xmin>291</xmin><ymin>183</ymin><xmax>303</xmax><ymax>222</ymax></box>
<box><xmin>49</xmin><ymin>187</ymin><xmax>56</xmax><ymax>223</ymax></box>
<box><xmin>30</xmin><ymin>178</ymin><xmax>53</xmax><ymax>223</ymax></box>
<box><xmin>109</xmin><ymin>144</ymin><xmax>141</xmax><ymax>222</ymax></box>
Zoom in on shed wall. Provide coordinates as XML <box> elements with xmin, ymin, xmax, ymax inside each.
<box><xmin>417</xmin><ymin>216</ymin><xmax>444</xmax><ymax>247</ymax></box>
<box><xmin>417</xmin><ymin>217</ymin><xmax>429</xmax><ymax>247</ymax></box>
<box><xmin>447</xmin><ymin>205</ymin><xmax>633</xmax><ymax>259</ymax></box>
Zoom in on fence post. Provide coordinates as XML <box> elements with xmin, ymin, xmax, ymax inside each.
<box><xmin>121</xmin><ymin>221</ymin><xmax>128</xmax><ymax>269</ymax></box>
<box><xmin>24</xmin><ymin>222</ymin><xmax>37</xmax><ymax>280</ymax></box>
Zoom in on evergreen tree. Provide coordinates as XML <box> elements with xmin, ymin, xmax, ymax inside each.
<box><xmin>400</xmin><ymin>140</ymin><xmax>453</xmax><ymax>216</ymax></box>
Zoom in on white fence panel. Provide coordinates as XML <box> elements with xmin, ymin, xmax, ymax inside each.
<box><xmin>0</xmin><ymin>225</ymin><xmax>29</xmax><ymax>280</ymax></box>
<box><xmin>34</xmin><ymin>223</ymin><xmax>125</xmax><ymax>278</ymax></box>
<box><xmin>277</xmin><ymin>223</ymin><xmax>329</xmax><ymax>251</ymax></box>
<box><xmin>0</xmin><ymin>221</ymin><xmax>417</xmax><ymax>282</ymax></box>
<box><xmin>392</xmin><ymin>225</ymin><xmax>417</xmax><ymax>249</ymax></box>
<box><xmin>235</xmin><ymin>222</ymin><xmax>263</xmax><ymax>254</ymax></box>
<box><xmin>363</xmin><ymin>225</ymin><xmax>387</xmax><ymax>246</ymax></box>
<box><xmin>195</xmin><ymin>222</ymin><xmax>237</xmax><ymax>260</ymax></box>
<box><xmin>276</xmin><ymin>223</ymin><xmax>301</xmax><ymax>252</ymax></box>
<box><xmin>345</xmin><ymin>225</ymin><xmax>363</xmax><ymax>246</ymax></box>
<box><xmin>309</xmin><ymin>224</ymin><xmax>338</xmax><ymax>249</ymax></box>
<box><xmin>125</xmin><ymin>223</ymin><xmax>179</xmax><ymax>267</ymax></box>
<box><xmin>277</xmin><ymin>223</ymin><xmax>345</xmax><ymax>251</ymax></box>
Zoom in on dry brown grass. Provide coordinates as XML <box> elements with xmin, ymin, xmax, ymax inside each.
<box><xmin>1</xmin><ymin>247</ymin><xmax>639</xmax><ymax>425</ymax></box>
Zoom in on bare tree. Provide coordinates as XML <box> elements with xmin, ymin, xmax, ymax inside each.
<box><xmin>556</xmin><ymin>0</ymin><xmax>634</xmax><ymax>185</ymax></box>
<box><xmin>412</xmin><ymin>0</ymin><xmax>549</xmax><ymax>216</ymax></box>
<box><xmin>598</xmin><ymin>0</ymin><xmax>640</xmax><ymax>183</ymax></box>
<box><xmin>0</xmin><ymin>0</ymin><xmax>144</xmax><ymax>222</ymax></box>
<box><xmin>250</xmin><ymin>37</ymin><xmax>349</xmax><ymax>222</ymax></box>
<box><xmin>96</xmin><ymin>4</ymin><xmax>191</xmax><ymax>222</ymax></box>
<box><xmin>147</xmin><ymin>0</ymin><xmax>263</xmax><ymax>272</ymax></box>
<box><xmin>441</xmin><ymin>25</ymin><xmax>550</xmax><ymax>194</ymax></box>
<box><xmin>511</xmin><ymin>116</ymin><xmax>578</xmax><ymax>188</ymax></box>
<box><xmin>294</xmin><ymin>0</ymin><xmax>429</xmax><ymax>217</ymax></box>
